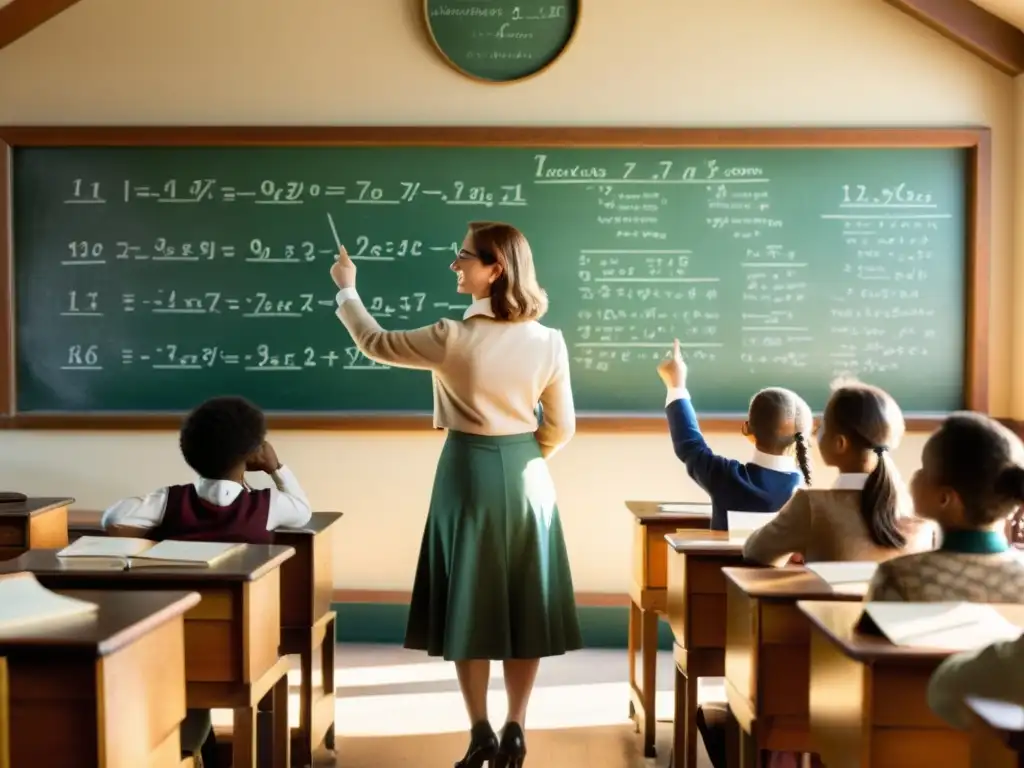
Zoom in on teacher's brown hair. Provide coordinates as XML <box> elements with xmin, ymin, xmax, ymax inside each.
<box><xmin>468</xmin><ymin>221</ymin><xmax>548</xmax><ymax>322</ymax></box>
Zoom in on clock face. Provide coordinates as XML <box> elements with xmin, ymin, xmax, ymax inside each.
<box><xmin>423</xmin><ymin>0</ymin><xmax>580</xmax><ymax>84</ymax></box>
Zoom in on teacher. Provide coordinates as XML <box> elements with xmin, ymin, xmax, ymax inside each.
<box><xmin>330</xmin><ymin>221</ymin><xmax>581</xmax><ymax>768</ymax></box>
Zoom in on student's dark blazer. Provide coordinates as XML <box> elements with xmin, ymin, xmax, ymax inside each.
<box><xmin>666</xmin><ymin>397</ymin><xmax>802</xmax><ymax>530</ymax></box>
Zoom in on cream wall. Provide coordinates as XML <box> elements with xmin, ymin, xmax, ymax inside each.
<box><xmin>0</xmin><ymin>0</ymin><xmax>1016</xmax><ymax>592</ymax></box>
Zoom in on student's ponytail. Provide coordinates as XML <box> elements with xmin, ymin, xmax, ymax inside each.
<box><xmin>861</xmin><ymin>445</ymin><xmax>906</xmax><ymax>549</ymax></box>
<box><xmin>794</xmin><ymin>432</ymin><xmax>812</xmax><ymax>486</ymax></box>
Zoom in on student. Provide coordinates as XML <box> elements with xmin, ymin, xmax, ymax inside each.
<box><xmin>657</xmin><ymin>339</ymin><xmax>812</xmax><ymax>531</ymax></box>
<box><xmin>101</xmin><ymin>395</ymin><xmax>313</xmax><ymax>539</ymax></box>
<box><xmin>100</xmin><ymin>395</ymin><xmax>313</xmax><ymax>767</ymax></box>
<box><xmin>744</xmin><ymin>380</ymin><xmax>935</xmax><ymax>566</ymax></box>
<box><xmin>866</xmin><ymin>411</ymin><xmax>1024</xmax><ymax>602</ymax></box>
<box><xmin>927</xmin><ymin>633</ymin><xmax>1024</xmax><ymax>730</ymax></box>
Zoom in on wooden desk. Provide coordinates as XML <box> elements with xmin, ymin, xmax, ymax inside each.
<box><xmin>0</xmin><ymin>546</ymin><xmax>295</xmax><ymax>768</ymax></box>
<box><xmin>723</xmin><ymin>567</ymin><xmax>868</xmax><ymax>767</ymax></box>
<box><xmin>967</xmin><ymin>697</ymin><xmax>1024</xmax><ymax>768</ymax></box>
<box><xmin>1</xmin><ymin>587</ymin><xmax>199</xmax><ymax>768</ymax></box>
<box><xmin>664</xmin><ymin>531</ymin><xmax>746</xmax><ymax>768</ymax></box>
<box><xmin>67</xmin><ymin>509</ymin><xmax>343</xmax><ymax>765</ymax></box>
<box><xmin>0</xmin><ymin>498</ymin><xmax>73</xmax><ymax>560</ymax></box>
<box><xmin>799</xmin><ymin>601</ymin><xmax>1024</xmax><ymax>768</ymax></box>
<box><xmin>274</xmin><ymin>513</ymin><xmax>342</xmax><ymax>764</ymax></box>
<box><xmin>625</xmin><ymin>500</ymin><xmax>711</xmax><ymax>757</ymax></box>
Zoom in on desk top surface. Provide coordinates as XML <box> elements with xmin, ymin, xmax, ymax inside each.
<box><xmin>0</xmin><ymin>588</ymin><xmax>199</xmax><ymax>657</ymax></box>
<box><xmin>665</xmin><ymin>530</ymin><xmax>745</xmax><ymax>555</ymax></box>
<box><xmin>0</xmin><ymin>497</ymin><xmax>74</xmax><ymax>517</ymax></box>
<box><xmin>0</xmin><ymin>544</ymin><xmax>295</xmax><ymax>582</ymax></box>
<box><xmin>67</xmin><ymin>509</ymin><xmax>343</xmax><ymax>537</ymax></box>
<box><xmin>798</xmin><ymin>600</ymin><xmax>1024</xmax><ymax>663</ymax></box>
<box><xmin>271</xmin><ymin>511</ymin><xmax>344</xmax><ymax>536</ymax></box>
<box><xmin>723</xmin><ymin>566</ymin><xmax>868</xmax><ymax>601</ymax></box>
<box><xmin>625</xmin><ymin>500</ymin><xmax>712</xmax><ymax>524</ymax></box>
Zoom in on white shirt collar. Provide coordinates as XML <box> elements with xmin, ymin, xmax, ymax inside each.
<box><xmin>833</xmin><ymin>473</ymin><xmax>869</xmax><ymax>491</ymax></box>
<box><xmin>193</xmin><ymin>477</ymin><xmax>245</xmax><ymax>506</ymax></box>
<box><xmin>750</xmin><ymin>449</ymin><xmax>797</xmax><ymax>473</ymax></box>
<box><xmin>463</xmin><ymin>297</ymin><xmax>495</xmax><ymax>320</ymax></box>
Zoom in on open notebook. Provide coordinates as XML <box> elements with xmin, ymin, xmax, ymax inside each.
<box><xmin>0</xmin><ymin>572</ymin><xmax>98</xmax><ymax>631</ymax></box>
<box><xmin>56</xmin><ymin>536</ymin><xmax>242</xmax><ymax>569</ymax></box>
<box><xmin>858</xmin><ymin>601</ymin><xmax>1024</xmax><ymax>651</ymax></box>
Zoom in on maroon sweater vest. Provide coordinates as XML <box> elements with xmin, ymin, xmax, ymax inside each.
<box><xmin>148</xmin><ymin>484</ymin><xmax>274</xmax><ymax>544</ymax></box>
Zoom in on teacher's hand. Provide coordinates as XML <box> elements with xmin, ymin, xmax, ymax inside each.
<box><xmin>330</xmin><ymin>246</ymin><xmax>357</xmax><ymax>289</ymax></box>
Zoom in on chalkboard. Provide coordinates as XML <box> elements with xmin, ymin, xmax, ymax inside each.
<box><xmin>424</xmin><ymin>0</ymin><xmax>578</xmax><ymax>83</ymax></box>
<box><xmin>0</xmin><ymin>127</ymin><xmax>990</xmax><ymax>430</ymax></box>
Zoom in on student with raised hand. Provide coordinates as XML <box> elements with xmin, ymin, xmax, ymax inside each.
<box><xmin>744</xmin><ymin>380</ymin><xmax>935</xmax><ymax>566</ymax></box>
<box><xmin>657</xmin><ymin>338</ymin><xmax>812</xmax><ymax>531</ymax></box>
<box><xmin>866</xmin><ymin>411</ymin><xmax>1024</xmax><ymax>602</ymax></box>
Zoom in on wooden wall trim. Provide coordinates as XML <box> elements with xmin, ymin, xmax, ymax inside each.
<box><xmin>0</xmin><ymin>125</ymin><xmax>991</xmax><ymax>431</ymax></box>
<box><xmin>881</xmin><ymin>0</ymin><xmax>1024</xmax><ymax>76</ymax></box>
<box><xmin>0</xmin><ymin>0</ymin><xmax>86</xmax><ymax>52</ymax></box>
<box><xmin>0</xmin><ymin>141</ymin><xmax>12</xmax><ymax>418</ymax></box>
<box><xmin>332</xmin><ymin>589</ymin><xmax>630</xmax><ymax>608</ymax></box>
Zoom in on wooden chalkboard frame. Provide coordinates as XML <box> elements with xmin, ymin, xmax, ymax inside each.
<box><xmin>422</xmin><ymin>0</ymin><xmax>581</xmax><ymax>85</ymax></box>
<box><xmin>0</xmin><ymin>126</ymin><xmax>991</xmax><ymax>432</ymax></box>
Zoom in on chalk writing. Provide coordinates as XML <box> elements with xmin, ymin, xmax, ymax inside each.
<box><xmin>19</xmin><ymin>143</ymin><xmax>966</xmax><ymax>415</ymax></box>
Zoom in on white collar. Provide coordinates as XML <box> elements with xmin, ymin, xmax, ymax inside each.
<box><xmin>463</xmin><ymin>296</ymin><xmax>495</xmax><ymax>320</ymax></box>
<box><xmin>833</xmin><ymin>473</ymin><xmax>869</xmax><ymax>491</ymax></box>
<box><xmin>193</xmin><ymin>477</ymin><xmax>245</xmax><ymax>506</ymax></box>
<box><xmin>750</xmin><ymin>449</ymin><xmax>797</xmax><ymax>473</ymax></box>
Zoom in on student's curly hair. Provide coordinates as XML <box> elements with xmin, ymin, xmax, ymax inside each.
<box><xmin>926</xmin><ymin>412</ymin><xmax>1024</xmax><ymax>526</ymax></box>
<box><xmin>179</xmin><ymin>396</ymin><xmax>266</xmax><ymax>480</ymax></box>
<box><xmin>747</xmin><ymin>387</ymin><xmax>814</xmax><ymax>485</ymax></box>
<box><xmin>825</xmin><ymin>380</ymin><xmax>906</xmax><ymax>548</ymax></box>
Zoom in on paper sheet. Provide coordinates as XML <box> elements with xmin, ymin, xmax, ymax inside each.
<box><xmin>863</xmin><ymin>601</ymin><xmax>1024</xmax><ymax>651</ymax></box>
<box><xmin>657</xmin><ymin>503</ymin><xmax>712</xmax><ymax>515</ymax></box>
<box><xmin>806</xmin><ymin>561</ymin><xmax>878</xmax><ymax>585</ymax></box>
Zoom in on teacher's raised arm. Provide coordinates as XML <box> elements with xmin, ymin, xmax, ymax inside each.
<box><xmin>329</xmin><ymin>221</ymin><xmax>580</xmax><ymax>768</ymax></box>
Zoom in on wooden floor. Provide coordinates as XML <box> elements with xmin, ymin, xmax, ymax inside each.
<box><xmin>211</xmin><ymin>643</ymin><xmax>716</xmax><ymax>767</ymax></box>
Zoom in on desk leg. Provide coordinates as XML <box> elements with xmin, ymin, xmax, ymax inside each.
<box><xmin>322</xmin><ymin>615</ymin><xmax>337</xmax><ymax>751</ymax></box>
<box><xmin>272</xmin><ymin>674</ymin><xmax>291</xmax><ymax>768</ymax></box>
<box><xmin>233</xmin><ymin>705</ymin><xmax>257</xmax><ymax>768</ymax></box>
<box><xmin>678</xmin><ymin>666</ymin><xmax>699</xmax><ymax>768</ymax></box>
<box><xmin>641</xmin><ymin>608</ymin><xmax>658</xmax><ymax>757</ymax></box>
<box><xmin>628</xmin><ymin>599</ymin><xmax>640</xmax><ymax>722</ymax></box>
<box><xmin>672</xmin><ymin>664</ymin><xmax>685</xmax><ymax>768</ymax></box>
<box><xmin>297</xmin><ymin>642</ymin><xmax>314</xmax><ymax>766</ymax></box>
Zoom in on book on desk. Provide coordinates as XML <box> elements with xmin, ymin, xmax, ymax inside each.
<box><xmin>56</xmin><ymin>535</ymin><xmax>242</xmax><ymax>570</ymax></box>
<box><xmin>0</xmin><ymin>572</ymin><xmax>98</xmax><ymax>631</ymax></box>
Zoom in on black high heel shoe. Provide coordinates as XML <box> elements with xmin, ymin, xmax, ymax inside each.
<box><xmin>494</xmin><ymin>722</ymin><xmax>527</xmax><ymax>768</ymax></box>
<box><xmin>455</xmin><ymin>721</ymin><xmax>499</xmax><ymax>768</ymax></box>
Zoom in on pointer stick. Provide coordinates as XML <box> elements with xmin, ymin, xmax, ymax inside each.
<box><xmin>326</xmin><ymin>212</ymin><xmax>342</xmax><ymax>251</ymax></box>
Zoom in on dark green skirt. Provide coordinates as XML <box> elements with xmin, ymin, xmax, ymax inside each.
<box><xmin>404</xmin><ymin>430</ymin><xmax>583</xmax><ymax>661</ymax></box>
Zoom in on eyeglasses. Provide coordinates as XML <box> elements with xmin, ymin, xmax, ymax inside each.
<box><xmin>455</xmin><ymin>248</ymin><xmax>480</xmax><ymax>261</ymax></box>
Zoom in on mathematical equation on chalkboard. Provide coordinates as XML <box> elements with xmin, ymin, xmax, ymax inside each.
<box><xmin>47</xmin><ymin>153</ymin><xmax>954</xmax><ymax>386</ymax></box>
<box><xmin>61</xmin><ymin>343</ymin><xmax>386</xmax><ymax>372</ymax></box>
<box><xmin>65</xmin><ymin>177</ymin><xmax>528</xmax><ymax>208</ymax></box>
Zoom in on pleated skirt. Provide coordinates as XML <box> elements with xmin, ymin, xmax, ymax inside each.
<box><xmin>404</xmin><ymin>430</ymin><xmax>583</xmax><ymax>661</ymax></box>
